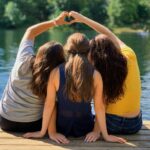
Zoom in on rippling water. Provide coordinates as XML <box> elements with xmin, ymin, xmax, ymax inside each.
<box><xmin>0</xmin><ymin>28</ymin><xmax>150</xmax><ymax>120</ymax></box>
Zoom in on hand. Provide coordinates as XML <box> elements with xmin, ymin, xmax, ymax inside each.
<box><xmin>49</xmin><ymin>132</ymin><xmax>70</xmax><ymax>144</ymax></box>
<box><xmin>55</xmin><ymin>11</ymin><xmax>70</xmax><ymax>26</ymax></box>
<box><xmin>68</xmin><ymin>11</ymin><xmax>84</xmax><ymax>24</ymax></box>
<box><xmin>23</xmin><ymin>131</ymin><xmax>44</xmax><ymax>139</ymax></box>
<box><xmin>84</xmin><ymin>131</ymin><xmax>100</xmax><ymax>143</ymax></box>
<box><xmin>104</xmin><ymin>135</ymin><xmax>126</xmax><ymax>143</ymax></box>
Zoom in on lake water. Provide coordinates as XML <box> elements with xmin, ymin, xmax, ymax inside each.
<box><xmin>0</xmin><ymin>28</ymin><xmax>150</xmax><ymax>120</ymax></box>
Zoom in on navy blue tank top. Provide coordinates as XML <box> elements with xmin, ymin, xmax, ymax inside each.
<box><xmin>56</xmin><ymin>64</ymin><xmax>94</xmax><ymax>137</ymax></box>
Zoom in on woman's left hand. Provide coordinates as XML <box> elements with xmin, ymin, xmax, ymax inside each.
<box><xmin>55</xmin><ymin>11</ymin><xmax>70</xmax><ymax>26</ymax></box>
<box><xmin>84</xmin><ymin>131</ymin><xmax>100</xmax><ymax>142</ymax></box>
<box><xmin>68</xmin><ymin>11</ymin><xmax>85</xmax><ymax>24</ymax></box>
<box><xmin>104</xmin><ymin>135</ymin><xmax>127</xmax><ymax>143</ymax></box>
<box><xmin>23</xmin><ymin>131</ymin><xmax>44</xmax><ymax>138</ymax></box>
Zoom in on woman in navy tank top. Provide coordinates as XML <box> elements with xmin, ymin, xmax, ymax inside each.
<box><xmin>24</xmin><ymin>30</ymin><xmax>126</xmax><ymax>144</ymax></box>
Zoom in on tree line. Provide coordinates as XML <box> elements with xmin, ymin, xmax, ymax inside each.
<box><xmin>0</xmin><ymin>0</ymin><xmax>150</xmax><ymax>31</ymax></box>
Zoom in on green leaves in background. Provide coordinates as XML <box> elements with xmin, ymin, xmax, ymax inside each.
<box><xmin>0</xmin><ymin>0</ymin><xmax>150</xmax><ymax>31</ymax></box>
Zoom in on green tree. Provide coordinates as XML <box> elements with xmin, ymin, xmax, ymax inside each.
<box><xmin>49</xmin><ymin>0</ymin><xmax>82</xmax><ymax>18</ymax></box>
<box><xmin>4</xmin><ymin>1</ymin><xmax>25</xmax><ymax>27</ymax></box>
<box><xmin>0</xmin><ymin>1</ymin><xmax>5</xmax><ymax>18</ymax></box>
<box><xmin>0</xmin><ymin>0</ymin><xmax>7</xmax><ymax>27</ymax></box>
<box><xmin>137</xmin><ymin>0</ymin><xmax>150</xmax><ymax>23</ymax></box>
<box><xmin>108</xmin><ymin>0</ymin><xmax>138</xmax><ymax>26</ymax></box>
<box><xmin>48</xmin><ymin>0</ymin><xmax>87</xmax><ymax>29</ymax></box>
<box><xmin>15</xmin><ymin>0</ymin><xmax>54</xmax><ymax>24</ymax></box>
<box><xmin>50</xmin><ymin>0</ymin><xmax>81</xmax><ymax>11</ymax></box>
<box><xmin>81</xmin><ymin>0</ymin><xmax>108</xmax><ymax>24</ymax></box>
<box><xmin>49</xmin><ymin>0</ymin><xmax>108</xmax><ymax>29</ymax></box>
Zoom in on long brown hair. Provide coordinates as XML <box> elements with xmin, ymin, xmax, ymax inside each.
<box><xmin>90</xmin><ymin>34</ymin><xmax>128</xmax><ymax>104</ymax></box>
<box><xmin>64</xmin><ymin>33</ymin><xmax>94</xmax><ymax>102</ymax></box>
<box><xmin>30</xmin><ymin>41</ymin><xmax>65</xmax><ymax>100</ymax></box>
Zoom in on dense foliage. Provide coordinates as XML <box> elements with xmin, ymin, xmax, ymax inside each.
<box><xmin>0</xmin><ymin>0</ymin><xmax>150</xmax><ymax>30</ymax></box>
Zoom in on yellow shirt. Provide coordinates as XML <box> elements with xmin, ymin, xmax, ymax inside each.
<box><xmin>106</xmin><ymin>45</ymin><xmax>141</xmax><ymax>116</ymax></box>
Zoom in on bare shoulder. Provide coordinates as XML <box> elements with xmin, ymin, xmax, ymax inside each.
<box><xmin>93</xmin><ymin>70</ymin><xmax>102</xmax><ymax>79</ymax></box>
<box><xmin>49</xmin><ymin>67</ymin><xmax>60</xmax><ymax>90</ymax></box>
<box><xmin>93</xmin><ymin>70</ymin><xmax>103</xmax><ymax>86</ymax></box>
<box><xmin>50</xmin><ymin>67</ymin><xmax>59</xmax><ymax>78</ymax></box>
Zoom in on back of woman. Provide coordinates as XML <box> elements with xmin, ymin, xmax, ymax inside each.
<box><xmin>56</xmin><ymin>64</ymin><xmax>94</xmax><ymax>137</ymax></box>
<box><xmin>56</xmin><ymin>33</ymin><xmax>94</xmax><ymax>137</ymax></box>
<box><xmin>89</xmin><ymin>28</ymin><xmax>142</xmax><ymax>134</ymax></box>
<box><xmin>0</xmin><ymin>12</ymin><xmax>66</xmax><ymax>132</ymax></box>
<box><xmin>106</xmin><ymin>45</ymin><xmax>141</xmax><ymax>117</ymax></box>
<box><xmin>0</xmin><ymin>40</ymin><xmax>43</xmax><ymax>123</ymax></box>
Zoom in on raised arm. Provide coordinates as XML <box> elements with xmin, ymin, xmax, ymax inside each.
<box><xmin>22</xmin><ymin>11</ymin><xmax>69</xmax><ymax>42</ymax></box>
<box><xmin>93</xmin><ymin>70</ymin><xmax>126</xmax><ymax>143</ymax></box>
<box><xmin>16</xmin><ymin>11</ymin><xmax>69</xmax><ymax>62</ymax></box>
<box><xmin>69</xmin><ymin>11</ymin><xmax>126</xmax><ymax>50</ymax></box>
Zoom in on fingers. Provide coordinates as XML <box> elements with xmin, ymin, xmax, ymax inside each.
<box><xmin>57</xmin><ymin>135</ymin><xmax>69</xmax><ymax>144</ymax></box>
<box><xmin>106</xmin><ymin>135</ymin><xmax>127</xmax><ymax>143</ymax></box>
<box><xmin>85</xmin><ymin>133</ymin><xmax>100</xmax><ymax>143</ymax></box>
<box><xmin>59</xmin><ymin>11</ymin><xmax>68</xmax><ymax>19</ymax></box>
<box><xmin>117</xmin><ymin>137</ymin><xmax>127</xmax><ymax>144</ymax></box>
<box><xmin>50</xmin><ymin>134</ymin><xmax>70</xmax><ymax>144</ymax></box>
<box><xmin>60</xmin><ymin>10</ymin><xmax>77</xmax><ymax>18</ymax></box>
<box><xmin>85</xmin><ymin>135</ymin><xmax>96</xmax><ymax>142</ymax></box>
<box><xmin>23</xmin><ymin>131</ymin><xmax>43</xmax><ymax>139</ymax></box>
<box><xmin>56</xmin><ymin>11</ymin><xmax>80</xmax><ymax>25</ymax></box>
<box><xmin>112</xmin><ymin>136</ymin><xmax>126</xmax><ymax>144</ymax></box>
<box><xmin>67</xmin><ymin>19</ymin><xmax>77</xmax><ymax>24</ymax></box>
<box><xmin>23</xmin><ymin>132</ymin><xmax>33</xmax><ymax>138</ymax></box>
<box><xmin>62</xmin><ymin>11</ymin><xmax>69</xmax><ymax>17</ymax></box>
<box><xmin>53</xmin><ymin>138</ymin><xmax>61</xmax><ymax>144</ymax></box>
<box><xmin>69</xmin><ymin>11</ymin><xmax>76</xmax><ymax>17</ymax></box>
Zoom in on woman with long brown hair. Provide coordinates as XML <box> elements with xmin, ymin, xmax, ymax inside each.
<box><xmin>0</xmin><ymin>12</ymin><xmax>67</xmax><ymax>132</ymax></box>
<box><xmin>69</xmin><ymin>11</ymin><xmax>142</xmax><ymax>135</ymax></box>
<box><xmin>24</xmin><ymin>31</ymin><xmax>126</xmax><ymax>144</ymax></box>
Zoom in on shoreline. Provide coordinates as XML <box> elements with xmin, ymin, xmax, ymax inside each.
<box><xmin>0</xmin><ymin>26</ymin><xmax>147</xmax><ymax>34</ymax></box>
<box><xmin>112</xmin><ymin>27</ymin><xmax>145</xmax><ymax>34</ymax></box>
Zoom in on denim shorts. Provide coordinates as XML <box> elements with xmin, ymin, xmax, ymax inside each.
<box><xmin>106</xmin><ymin>111</ymin><xmax>142</xmax><ymax>134</ymax></box>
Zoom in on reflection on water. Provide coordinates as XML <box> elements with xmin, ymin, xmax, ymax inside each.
<box><xmin>0</xmin><ymin>28</ymin><xmax>150</xmax><ymax>120</ymax></box>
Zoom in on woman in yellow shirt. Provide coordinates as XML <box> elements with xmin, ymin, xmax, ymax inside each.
<box><xmin>69</xmin><ymin>11</ymin><xmax>142</xmax><ymax>134</ymax></box>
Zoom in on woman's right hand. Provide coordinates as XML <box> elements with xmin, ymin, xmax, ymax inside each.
<box><xmin>23</xmin><ymin>131</ymin><xmax>45</xmax><ymax>139</ymax></box>
<box><xmin>68</xmin><ymin>11</ymin><xmax>85</xmax><ymax>24</ymax></box>
<box><xmin>104</xmin><ymin>135</ymin><xmax>126</xmax><ymax>143</ymax></box>
<box><xmin>49</xmin><ymin>132</ymin><xmax>70</xmax><ymax>144</ymax></box>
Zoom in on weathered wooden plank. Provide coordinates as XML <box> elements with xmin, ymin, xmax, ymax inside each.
<box><xmin>0</xmin><ymin>121</ymin><xmax>149</xmax><ymax>150</ymax></box>
<box><xmin>142</xmin><ymin>121</ymin><xmax>150</xmax><ymax>130</ymax></box>
<box><xmin>0</xmin><ymin>132</ymin><xmax>150</xmax><ymax>141</ymax></box>
<box><xmin>143</xmin><ymin>121</ymin><xmax>150</xmax><ymax>124</ymax></box>
<box><xmin>0</xmin><ymin>145</ymin><xmax>67</xmax><ymax>150</ymax></box>
<box><xmin>1</xmin><ymin>127</ymin><xmax>150</xmax><ymax>140</ymax></box>
<box><xmin>136</xmin><ymin>129</ymin><xmax>150</xmax><ymax>135</ymax></box>
<box><xmin>142</xmin><ymin>125</ymin><xmax>150</xmax><ymax>130</ymax></box>
<box><xmin>0</xmin><ymin>145</ymin><xmax>150</xmax><ymax>150</ymax></box>
<box><xmin>0</xmin><ymin>139</ymin><xmax>150</xmax><ymax>148</ymax></box>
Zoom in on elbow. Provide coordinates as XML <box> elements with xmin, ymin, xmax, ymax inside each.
<box><xmin>44</xmin><ymin>99</ymin><xmax>55</xmax><ymax>109</ymax></box>
<box><xmin>95</xmin><ymin>104</ymin><xmax>105</xmax><ymax>114</ymax></box>
<box><xmin>26</xmin><ymin>27</ymin><xmax>34</xmax><ymax>35</ymax></box>
<box><xmin>26</xmin><ymin>27</ymin><xmax>32</xmax><ymax>33</ymax></box>
<box><xmin>25</xmin><ymin>27</ymin><xmax>35</xmax><ymax>39</ymax></box>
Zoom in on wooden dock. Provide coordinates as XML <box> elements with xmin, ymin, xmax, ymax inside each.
<box><xmin>0</xmin><ymin>121</ymin><xmax>150</xmax><ymax>150</ymax></box>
